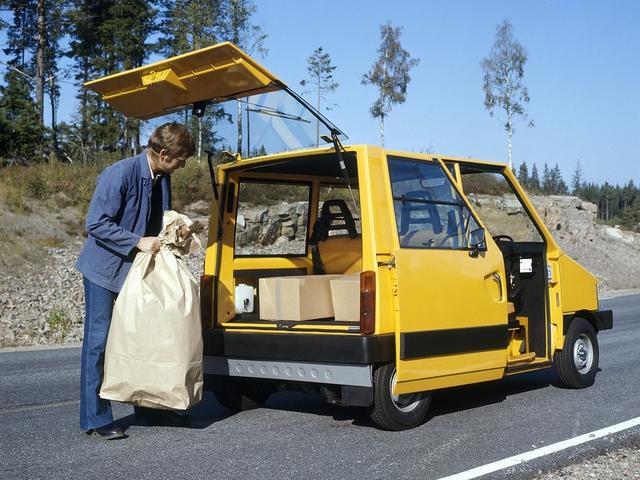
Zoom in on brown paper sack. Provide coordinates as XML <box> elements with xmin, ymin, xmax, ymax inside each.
<box><xmin>100</xmin><ymin>211</ymin><xmax>203</xmax><ymax>410</ymax></box>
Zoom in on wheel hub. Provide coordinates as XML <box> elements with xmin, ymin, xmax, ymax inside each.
<box><xmin>390</xmin><ymin>370</ymin><xmax>422</xmax><ymax>413</ymax></box>
<box><xmin>573</xmin><ymin>333</ymin><xmax>594</xmax><ymax>374</ymax></box>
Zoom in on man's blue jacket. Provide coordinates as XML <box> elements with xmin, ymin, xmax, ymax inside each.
<box><xmin>76</xmin><ymin>152</ymin><xmax>171</xmax><ymax>292</ymax></box>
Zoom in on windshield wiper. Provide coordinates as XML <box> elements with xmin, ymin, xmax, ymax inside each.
<box><xmin>246</xmin><ymin>106</ymin><xmax>310</xmax><ymax>123</ymax></box>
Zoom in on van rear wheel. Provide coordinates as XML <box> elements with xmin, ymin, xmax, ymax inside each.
<box><xmin>554</xmin><ymin>318</ymin><xmax>599</xmax><ymax>389</ymax></box>
<box><xmin>369</xmin><ymin>363</ymin><xmax>431</xmax><ymax>431</ymax></box>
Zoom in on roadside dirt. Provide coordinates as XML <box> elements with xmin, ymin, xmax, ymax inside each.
<box><xmin>0</xmin><ymin>194</ymin><xmax>638</xmax><ymax>348</ymax></box>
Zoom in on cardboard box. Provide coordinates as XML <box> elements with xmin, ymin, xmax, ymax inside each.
<box><xmin>258</xmin><ymin>275</ymin><xmax>340</xmax><ymax>321</ymax></box>
<box><xmin>330</xmin><ymin>274</ymin><xmax>361</xmax><ymax>322</ymax></box>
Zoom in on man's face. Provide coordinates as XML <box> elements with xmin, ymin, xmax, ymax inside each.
<box><xmin>158</xmin><ymin>150</ymin><xmax>189</xmax><ymax>173</ymax></box>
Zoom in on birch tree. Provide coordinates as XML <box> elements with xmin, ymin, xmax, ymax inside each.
<box><xmin>481</xmin><ymin>20</ymin><xmax>533</xmax><ymax>169</ymax></box>
<box><xmin>362</xmin><ymin>22</ymin><xmax>419</xmax><ymax>147</ymax></box>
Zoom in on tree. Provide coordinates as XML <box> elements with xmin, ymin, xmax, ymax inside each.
<box><xmin>542</xmin><ymin>163</ymin><xmax>551</xmax><ymax>193</ymax></box>
<box><xmin>517</xmin><ymin>161</ymin><xmax>529</xmax><ymax>188</ymax></box>
<box><xmin>300</xmin><ymin>47</ymin><xmax>339</xmax><ymax>146</ymax></box>
<box><xmin>571</xmin><ymin>160</ymin><xmax>584</xmax><ymax>196</ymax></box>
<box><xmin>553</xmin><ymin>163</ymin><xmax>568</xmax><ymax>194</ymax></box>
<box><xmin>99</xmin><ymin>0</ymin><xmax>156</xmax><ymax>154</ymax></box>
<box><xmin>0</xmin><ymin>68</ymin><xmax>45</xmax><ymax>164</ymax></box>
<box><xmin>362</xmin><ymin>22</ymin><xmax>419</xmax><ymax>146</ymax></box>
<box><xmin>481</xmin><ymin>20</ymin><xmax>533</xmax><ymax>169</ymax></box>
<box><xmin>529</xmin><ymin>163</ymin><xmax>540</xmax><ymax>191</ymax></box>
<box><xmin>158</xmin><ymin>0</ymin><xmax>227</xmax><ymax>157</ymax></box>
<box><xmin>218</xmin><ymin>0</ymin><xmax>267</xmax><ymax>156</ymax></box>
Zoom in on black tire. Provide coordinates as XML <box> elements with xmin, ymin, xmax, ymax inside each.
<box><xmin>369</xmin><ymin>363</ymin><xmax>431</xmax><ymax>431</ymax></box>
<box><xmin>554</xmin><ymin>318</ymin><xmax>599</xmax><ymax>389</ymax></box>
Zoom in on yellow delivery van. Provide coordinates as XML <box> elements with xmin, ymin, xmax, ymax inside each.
<box><xmin>87</xmin><ymin>42</ymin><xmax>613</xmax><ymax>430</ymax></box>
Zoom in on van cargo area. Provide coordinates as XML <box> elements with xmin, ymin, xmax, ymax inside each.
<box><xmin>213</xmin><ymin>151</ymin><xmax>368</xmax><ymax>333</ymax></box>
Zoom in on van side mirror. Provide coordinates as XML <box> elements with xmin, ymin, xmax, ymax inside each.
<box><xmin>468</xmin><ymin>228</ymin><xmax>486</xmax><ymax>257</ymax></box>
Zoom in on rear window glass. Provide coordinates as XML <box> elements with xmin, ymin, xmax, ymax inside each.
<box><xmin>234</xmin><ymin>181</ymin><xmax>310</xmax><ymax>256</ymax></box>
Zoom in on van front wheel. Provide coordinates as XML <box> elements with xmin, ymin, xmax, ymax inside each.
<box><xmin>554</xmin><ymin>318</ymin><xmax>599</xmax><ymax>389</ymax></box>
<box><xmin>369</xmin><ymin>363</ymin><xmax>431</xmax><ymax>431</ymax></box>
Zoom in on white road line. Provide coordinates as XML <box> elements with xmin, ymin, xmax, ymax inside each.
<box><xmin>437</xmin><ymin>416</ymin><xmax>640</xmax><ymax>480</ymax></box>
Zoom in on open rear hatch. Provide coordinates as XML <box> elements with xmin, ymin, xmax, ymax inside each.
<box><xmin>85</xmin><ymin>41</ymin><xmax>344</xmax><ymax>141</ymax></box>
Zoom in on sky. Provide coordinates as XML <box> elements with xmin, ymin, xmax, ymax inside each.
<box><xmin>1</xmin><ymin>0</ymin><xmax>639</xmax><ymax>185</ymax></box>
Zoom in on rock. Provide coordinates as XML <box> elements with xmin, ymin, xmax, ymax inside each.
<box><xmin>258</xmin><ymin>222</ymin><xmax>281</xmax><ymax>245</ymax></box>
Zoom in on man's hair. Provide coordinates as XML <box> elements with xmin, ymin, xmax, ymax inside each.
<box><xmin>147</xmin><ymin>122</ymin><xmax>195</xmax><ymax>158</ymax></box>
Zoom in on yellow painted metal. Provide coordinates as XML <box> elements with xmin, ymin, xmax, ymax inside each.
<box><xmin>200</xmin><ymin>144</ymin><xmax>598</xmax><ymax>393</ymax></box>
<box><xmin>558</xmin><ymin>254</ymin><xmax>598</xmax><ymax>313</ymax></box>
<box><xmin>85</xmin><ymin>42</ymin><xmax>280</xmax><ymax>120</ymax></box>
<box><xmin>394</xmin><ymin>367</ymin><xmax>505</xmax><ymax>395</ymax></box>
<box><xmin>386</xmin><ymin>154</ymin><xmax>509</xmax><ymax>393</ymax></box>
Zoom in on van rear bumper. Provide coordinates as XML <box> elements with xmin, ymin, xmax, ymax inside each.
<box><xmin>204</xmin><ymin>357</ymin><xmax>373</xmax><ymax>387</ymax></box>
<box><xmin>202</xmin><ymin>329</ymin><xmax>395</xmax><ymax>364</ymax></box>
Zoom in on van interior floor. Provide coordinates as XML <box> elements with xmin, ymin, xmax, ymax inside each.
<box><xmin>228</xmin><ymin>314</ymin><xmax>358</xmax><ymax>327</ymax></box>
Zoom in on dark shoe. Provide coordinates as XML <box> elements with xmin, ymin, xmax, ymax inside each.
<box><xmin>134</xmin><ymin>406</ymin><xmax>190</xmax><ymax>427</ymax></box>
<box><xmin>88</xmin><ymin>422</ymin><xmax>126</xmax><ymax>440</ymax></box>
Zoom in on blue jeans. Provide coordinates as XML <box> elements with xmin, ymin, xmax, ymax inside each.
<box><xmin>80</xmin><ymin>276</ymin><xmax>117</xmax><ymax>431</ymax></box>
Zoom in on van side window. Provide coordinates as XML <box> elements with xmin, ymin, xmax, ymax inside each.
<box><xmin>460</xmin><ymin>171</ymin><xmax>544</xmax><ymax>243</ymax></box>
<box><xmin>234</xmin><ymin>181</ymin><xmax>311</xmax><ymax>256</ymax></box>
<box><xmin>387</xmin><ymin>156</ymin><xmax>482</xmax><ymax>249</ymax></box>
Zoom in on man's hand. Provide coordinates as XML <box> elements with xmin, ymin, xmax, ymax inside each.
<box><xmin>137</xmin><ymin>236</ymin><xmax>160</xmax><ymax>254</ymax></box>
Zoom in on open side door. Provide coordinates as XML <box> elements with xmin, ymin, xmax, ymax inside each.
<box><xmin>385</xmin><ymin>155</ymin><xmax>509</xmax><ymax>395</ymax></box>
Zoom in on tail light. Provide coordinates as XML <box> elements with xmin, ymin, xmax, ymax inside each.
<box><xmin>200</xmin><ymin>275</ymin><xmax>214</xmax><ymax>329</ymax></box>
<box><xmin>360</xmin><ymin>271</ymin><xmax>376</xmax><ymax>335</ymax></box>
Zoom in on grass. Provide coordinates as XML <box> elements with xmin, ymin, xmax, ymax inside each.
<box><xmin>0</xmin><ymin>155</ymin><xmax>214</xmax><ymax>216</ymax></box>
<box><xmin>47</xmin><ymin>307</ymin><xmax>71</xmax><ymax>340</ymax></box>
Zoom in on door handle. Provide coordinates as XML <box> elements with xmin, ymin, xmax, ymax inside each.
<box><xmin>491</xmin><ymin>272</ymin><xmax>504</xmax><ymax>301</ymax></box>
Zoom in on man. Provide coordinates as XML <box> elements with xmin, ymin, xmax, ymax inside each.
<box><xmin>76</xmin><ymin>122</ymin><xmax>195</xmax><ymax>440</ymax></box>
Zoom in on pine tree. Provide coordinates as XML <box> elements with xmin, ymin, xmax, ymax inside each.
<box><xmin>67</xmin><ymin>0</ymin><xmax>155</xmax><ymax>157</ymax></box>
<box><xmin>571</xmin><ymin>160</ymin><xmax>584</xmax><ymax>196</ymax></box>
<box><xmin>218</xmin><ymin>0</ymin><xmax>267</xmax><ymax>156</ymax></box>
<box><xmin>67</xmin><ymin>0</ymin><xmax>111</xmax><ymax>151</ymax></box>
<box><xmin>481</xmin><ymin>20</ymin><xmax>533</xmax><ymax>168</ymax></box>
<box><xmin>554</xmin><ymin>163</ymin><xmax>568</xmax><ymax>194</ymax></box>
<box><xmin>542</xmin><ymin>163</ymin><xmax>551</xmax><ymax>194</ymax></box>
<box><xmin>158</xmin><ymin>0</ymin><xmax>227</xmax><ymax>157</ymax></box>
<box><xmin>300</xmin><ymin>47</ymin><xmax>339</xmax><ymax>146</ymax></box>
<box><xmin>99</xmin><ymin>0</ymin><xmax>156</xmax><ymax>154</ymax></box>
<box><xmin>362</xmin><ymin>22</ymin><xmax>419</xmax><ymax>146</ymax></box>
<box><xmin>42</xmin><ymin>0</ymin><xmax>67</xmax><ymax>156</ymax></box>
<box><xmin>0</xmin><ymin>0</ymin><xmax>46</xmax><ymax>162</ymax></box>
<box><xmin>529</xmin><ymin>163</ymin><xmax>540</xmax><ymax>192</ymax></box>
<box><xmin>517</xmin><ymin>162</ymin><xmax>529</xmax><ymax>189</ymax></box>
<box><xmin>0</xmin><ymin>69</ymin><xmax>45</xmax><ymax>164</ymax></box>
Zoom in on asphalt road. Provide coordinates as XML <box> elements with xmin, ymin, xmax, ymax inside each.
<box><xmin>1</xmin><ymin>295</ymin><xmax>639</xmax><ymax>480</ymax></box>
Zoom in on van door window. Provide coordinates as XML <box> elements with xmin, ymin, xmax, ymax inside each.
<box><xmin>387</xmin><ymin>156</ymin><xmax>482</xmax><ymax>249</ymax></box>
<box><xmin>234</xmin><ymin>181</ymin><xmax>311</xmax><ymax>256</ymax></box>
<box><xmin>460</xmin><ymin>171</ymin><xmax>543</xmax><ymax>243</ymax></box>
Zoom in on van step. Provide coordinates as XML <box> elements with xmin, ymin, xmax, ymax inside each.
<box><xmin>507</xmin><ymin>352</ymin><xmax>536</xmax><ymax>365</ymax></box>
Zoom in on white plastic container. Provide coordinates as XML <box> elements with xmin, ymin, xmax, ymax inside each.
<box><xmin>234</xmin><ymin>284</ymin><xmax>255</xmax><ymax>314</ymax></box>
